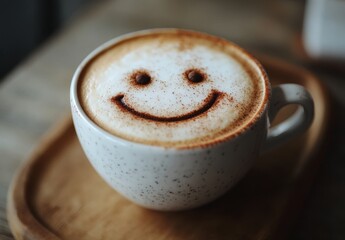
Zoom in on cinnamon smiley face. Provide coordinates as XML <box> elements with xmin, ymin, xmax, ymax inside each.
<box><xmin>111</xmin><ymin>69</ymin><xmax>223</xmax><ymax>122</ymax></box>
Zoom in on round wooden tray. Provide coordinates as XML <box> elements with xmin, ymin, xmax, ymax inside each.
<box><xmin>7</xmin><ymin>56</ymin><xmax>330</xmax><ymax>240</ymax></box>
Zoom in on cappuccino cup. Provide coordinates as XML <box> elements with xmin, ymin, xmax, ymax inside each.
<box><xmin>70</xmin><ymin>29</ymin><xmax>314</xmax><ymax>211</ymax></box>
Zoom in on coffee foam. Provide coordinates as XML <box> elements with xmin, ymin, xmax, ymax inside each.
<box><xmin>79</xmin><ymin>30</ymin><xmax>266</xmax><ymax>148</ymax></box>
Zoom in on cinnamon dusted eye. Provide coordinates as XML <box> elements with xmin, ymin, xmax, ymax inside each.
<box><xmin>184</xmin><ymin>69</ymin><xmax>205</xmax><ymax>83</ymax></box>
<box><xmin>132</xmin><ymin>71</ymin><xmax>151</xmax><ymax>85</ymax></box>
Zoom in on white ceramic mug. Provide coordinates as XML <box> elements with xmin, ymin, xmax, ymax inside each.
<box><xmin>70</xmin><ymin>29</ymin><xmax>314</xmax><ymax>211</ymax></box>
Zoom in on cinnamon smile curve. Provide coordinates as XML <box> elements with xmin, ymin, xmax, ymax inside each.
<box><xmin>111</xmin><ymin>90</ymin><xmax>222</xmax><ymax>122</ymax></box>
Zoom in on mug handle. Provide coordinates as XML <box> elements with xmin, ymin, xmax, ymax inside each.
<box><xmin>262</xmin><ymin>84</ymin><xmax>314</xmax><ymax>152</ymax></box>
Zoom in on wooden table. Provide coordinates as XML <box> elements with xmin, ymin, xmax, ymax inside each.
<box><xmin>1</xmin><ymin>0</ymin><xmax>345</xmax><ymax>239</ymax></box>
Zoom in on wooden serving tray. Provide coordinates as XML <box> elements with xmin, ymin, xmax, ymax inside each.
<box><xmin>7</xmin><ymin>56</ymin><xmax>330</xmax><ymax>240</ymax></box>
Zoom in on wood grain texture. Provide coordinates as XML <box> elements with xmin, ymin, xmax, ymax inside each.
<box><xmin>7</xmin><ymin>57</ymin><xmax>331</xmax><ymax>240</ymax></box>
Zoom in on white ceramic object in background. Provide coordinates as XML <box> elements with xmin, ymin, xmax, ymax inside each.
<box><xmin>303</xmin><ymin>0</ymin><xmax>345</xmax><ymax>61</ymax></box>
<box><xmin>70</xmin><ymin>29</ymin><xmax>314</xmax><ymax>211</ymax></box>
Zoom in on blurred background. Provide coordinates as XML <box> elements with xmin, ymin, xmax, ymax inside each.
<box><xmin>0</xmin><ymin>0</ymin><xmax>96</xmax><ymax>79</ymax></box>
<box><xmin>1</xmin><ymin>0</ymin><xmax>345</xmax><ymax>239</ymax></box>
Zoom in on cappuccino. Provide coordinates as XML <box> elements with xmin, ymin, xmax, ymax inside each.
<box><xmin>78</xmin><ymin>30</ymin><xmax>267</xmax><ymax>148</ymax></box>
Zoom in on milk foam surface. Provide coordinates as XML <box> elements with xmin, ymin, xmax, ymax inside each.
<box><xmin>79</xmin><ymin>31</ymin><xmax>266</xmax><ymax>148</ymax></box>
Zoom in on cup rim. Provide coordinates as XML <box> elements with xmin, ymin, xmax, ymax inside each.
<box><xmin>70</xmin><ymin>28</ymin><xmax>270</xmax><ymax>151</ymax></box>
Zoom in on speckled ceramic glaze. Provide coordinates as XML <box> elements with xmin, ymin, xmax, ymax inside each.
<box><xmin>70</xmin><ymin>29</ymin><xmax>314</xmax><ymax>211</ymax></box>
